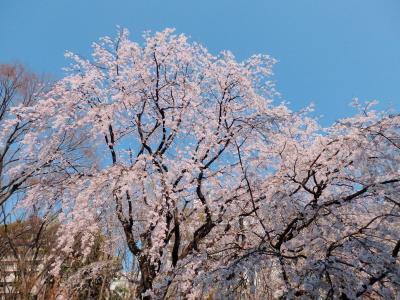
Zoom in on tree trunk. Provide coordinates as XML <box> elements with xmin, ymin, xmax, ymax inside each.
<box><xmin>137</xmin><ymin>255</ymin><xmax>157</xmax><ymax>299</ymax></box>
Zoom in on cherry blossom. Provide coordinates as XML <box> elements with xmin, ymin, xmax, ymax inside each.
<box><xmin>7</xmin><ymin>28</ymin><xmax>399</xmax><ymax>299</ymax></box>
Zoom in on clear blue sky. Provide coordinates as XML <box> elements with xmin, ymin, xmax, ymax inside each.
<box><xmin>1</xmin><ymin>0</ymin><xmax>399</xmax><ymax>124</ymax></box>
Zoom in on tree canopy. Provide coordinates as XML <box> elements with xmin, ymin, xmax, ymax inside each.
<box><xmin>1</xmin><ymin>29</ymin><xmax>399</xmax><ymax>299</ymax></box>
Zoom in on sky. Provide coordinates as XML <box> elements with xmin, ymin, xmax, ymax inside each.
<box><xmin>1</xmin><ymin>0</ymin><xmax>399</xmax><ymax>125</ymax></box>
